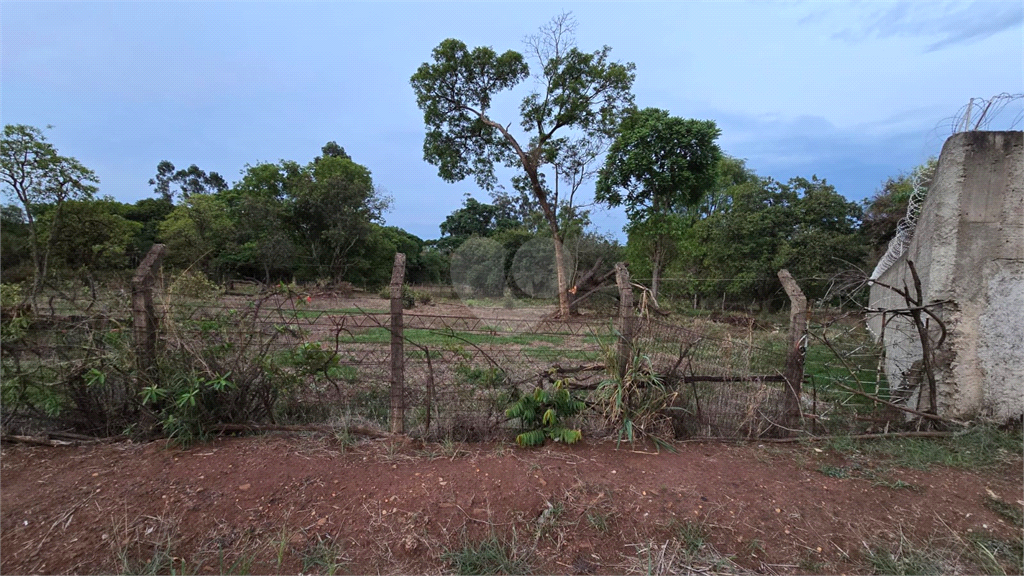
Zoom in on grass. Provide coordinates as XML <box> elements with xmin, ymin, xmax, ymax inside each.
<box><xmin>442</xmin><ymin>531</ymin><xmax>534</xmax><ymax>575</ymax></box>
<box><xmin>984</xmin><ymin>495</ymin><xmax>1024</xmax><ymax>528</ymax></box>
<box><xmin>669</xmin><ymin>519</ymin><xmax>709</xmax><ymax>556</ymax></box>
<box><xmin>864</xmin><ymin>538</ymin><xmax>943</xmax><ymax>575</ymax></box>
<box><xmin>276</xmin><ymin>307</ymin><xmax>388</xmax><ymax>319</ymax></box>
<box><xmin>586</xmin><ymin>510</ymin><xmax>612</xmax><ymax>534</ymax></box>
<box><xmin>966</xmin><ymin>531</ymin><xmax>1024</xmax><ymax>576</ymax></box>
<box><xmin>299</xmin><ymin>533</ymin><xmax>347</xmax><ymax>576</ymax></box>
<box><xmin>861</xmin><ymin>425</ymin><xmax>1023</xmax><ymax>470</ymax></box>
<box><xmin>818</xmin><ymin>464</ymin><xmax>850</xmax><ymax>478</ymax></box>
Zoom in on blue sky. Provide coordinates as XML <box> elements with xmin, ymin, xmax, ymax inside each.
<box><xmin>3</xmin><ymin>1</ymin><xmax>1021</xmax><ymax>242</ymax></box>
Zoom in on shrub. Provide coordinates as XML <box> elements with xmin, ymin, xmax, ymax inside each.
<box><xmin>506</xmin><ymin>380</ymin><xmax>585</xmax><ymax>446</ymax></box>
<box><xmin>168</xmin><ymin>270</ymin><xmax>221</xmax><ymax>299</ymax></box>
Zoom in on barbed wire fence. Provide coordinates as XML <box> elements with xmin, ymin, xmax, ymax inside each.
<box><xmin>13</xmin><ymin>237</ymin><xmax>973</xmax><ymax>447</ymax></box>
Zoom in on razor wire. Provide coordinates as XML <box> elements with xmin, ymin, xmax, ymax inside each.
<box><xmin>871</xmin><ymin>94</ymin><xmax>1023</xmax><ymax>281</ymax></box>
<box><xmin>870</xmin><ymin>168</ymin><xmax>930</xmax><ymax>280</ymax></box>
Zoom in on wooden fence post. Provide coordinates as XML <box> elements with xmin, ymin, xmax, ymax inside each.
<box><xmin>132</xmin><ymin>244</ymin><xmax>166</xmax><ymax>386</ymax></box>
<box><xmin>777</xmin><ymin>269</ymin><xmax>808</xmax><ymax>431</ymax></box>
<box><xmin>614</xmin><ymin>262</ymin><xmax>635</xmax><ymax>380</ymax></box>
<box><xmin>389</xmin><ymin>253</ymin><xmax>407</xmax><ymax>434</ymax></box>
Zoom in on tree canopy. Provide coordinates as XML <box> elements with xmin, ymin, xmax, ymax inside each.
<box><xmin>410</xmin><ymin>12</ymin><xmax>636</xmax><ymax>316</ymax></box>
<box><xmin>596</xmin><ymin>108</ymin><xmax>722</xmax><ymax>299</ymax></box>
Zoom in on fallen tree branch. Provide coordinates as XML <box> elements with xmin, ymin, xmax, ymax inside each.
<box><xmin>0</xmin><ymin>433</ymin><xmax>128</xmax><ymax>447</ymax></box>
<box><xmin>756</xmin><ymin>431</ymin><xmax>954</xmax><ymax>443</ymax></box>
<box><xmin>829</xmin><ymin>379</ymin><xmax>967</xmax><ymax>426</ymax></box>
<box><xmin>212</xmin><ymin>423</ymin><xmax>395</xmax><ymax>439</ymax></box>
<box><xmin>1</xmin><ymin>435</ymin><xmax>74</xmax><ymax>447</ymax></box>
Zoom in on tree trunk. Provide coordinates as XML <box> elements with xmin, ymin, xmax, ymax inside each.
<box><xmin>552</xmin><ymin>232</ymin><xmax>571</xmax><ymax>317</ymax></box>
<box><xmin>651</xmin><ymin>257</ymin><xmax>661</xmax><ymax>302</ymax></box>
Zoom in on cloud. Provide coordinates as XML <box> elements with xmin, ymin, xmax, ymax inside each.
<box><xmin>828</xmin><ymin>1</ymin><xmax>1022</xmax><ymax>51</ymax></box>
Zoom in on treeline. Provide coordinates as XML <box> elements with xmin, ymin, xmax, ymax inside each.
<box><xmin>1</xmin><ymin>122</ymin><xmax>926</xmax><ymax>311</ymax></box>
<box><xmin>1</xmin><ymin>126</ymin><xmax>448</xmax><ymax>293</ymax></box>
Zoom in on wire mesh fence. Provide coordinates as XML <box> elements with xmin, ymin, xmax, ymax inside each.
<box><xmin>1</xmin><ymin>282</ymin><xmax>808</xmax><ymax>442</ymax></box>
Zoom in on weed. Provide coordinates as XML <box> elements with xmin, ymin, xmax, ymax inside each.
<box><xmin>743</xmin><ymin>538</ymin><xmax>765</xmax><ymax>557</ymax></box>
<box><xmin>271</xmin><ymin>525</ymin><xmax>292</xmax><ymax>570</ymax></box>
<box><xmin>669</xmin><ymin>519</ymin><xmax>709</xmax><ymax>556</ymax></box>
<box><xmin>442</xmin><ymin>530</ymin><xmax>533</xmax><ymax>575</ymax></box>
<box><xmin>864</xmin><ymin>535</ymin><xmax>943</xmax><ymax>575</ymax></box>
<box><xmin>300</xmin><ymin>533</ymin><xmax>347</xmax><ymax>576</ymax></box>
<box><xmin>818</xmin><ymin>464</ymin><xmax>850</xmax><ymax>478</ymax></box>
<box><xmin>535</xmin><ymin>499</ymin><xmax>568</xmax><ymax>542</ymax></box>
<box><xmin>983</xmin><ymin>495</ymin><xmax>1024</xmax><ymax>528</ymax></box>
<box><xmin>506</xmin><ymin>380</ymin><xmax>585</xmax><ymax>446</ymax></box>
<box><xmin>586</xmin><ymin>510</ymin><xmax>612</xmax><ymax>535</ymax></box>
<box><xmin>216</xmin><ymin>545</ymin><xmax>255</xmax><ymax>575</ymax></box>
<box><xmin>966</xmin><ymin>531</ymin><xmax>1024</xmax><ymax>576</ymax></box>
<box><xmin>798</xmin><ymin>550</ymin><xmax>826</xmax><ymax>573</ymax></box>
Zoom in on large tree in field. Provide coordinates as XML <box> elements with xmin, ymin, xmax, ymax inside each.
<box><xmin>0</xmin><ymin>124</ymin><xmax>98</xmax><ymax>300</ymax></box>
<box><xmin>595</xmin><ymin>109</ymin><xmax>721</xmax><ymax>300</ymax></box>
<box><xmin>410</xmin><ymin>13</ymin><xmax>635</xmax><ymax>316</ymax></box>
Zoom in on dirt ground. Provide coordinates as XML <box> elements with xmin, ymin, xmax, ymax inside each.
<box><xmin>2</xmin><ymin>433</ymin><xmax>1021</xmax><ymax>575</ymax></box>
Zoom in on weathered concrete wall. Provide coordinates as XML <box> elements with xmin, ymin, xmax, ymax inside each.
<box><xmin>868</xmin><ymin>131</ymin><xmax>1023</xmax><ymax>421</ymax></box>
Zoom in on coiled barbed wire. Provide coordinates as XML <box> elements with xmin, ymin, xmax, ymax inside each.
<box><xmin>871</xmin><ymin>94</ymin><xmax>1022</xmax><ymax>281</ymax></box>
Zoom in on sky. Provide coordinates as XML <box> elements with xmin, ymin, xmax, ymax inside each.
<box><xmin>2</xmin><ymin>1</ymin><xmax>1022</xmax><ymax>242</ymax></box>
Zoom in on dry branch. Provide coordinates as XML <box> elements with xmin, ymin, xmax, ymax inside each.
<box><xmin>212</xmin><ymin>423</ymin><xmax>395</xmax><ymax>439</ymax></box>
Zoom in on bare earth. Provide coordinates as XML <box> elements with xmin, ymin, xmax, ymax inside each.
<box><xmin>1</xmin><ymin>434</ymin><xmax>1021</xmax><ymax>575</ymax></box>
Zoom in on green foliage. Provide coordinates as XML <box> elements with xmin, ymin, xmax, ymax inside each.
<box><xmin>149</xmin><ymin>159</ymin><xmax>227</xmax><ymax>203</ymax></box>
<box><xmin>299</xmin><ymin>533</ymin><xmax>347</xmax><ymax>576</ymax></box>
<box><xmin>455</xmin><ymin>364</ymin><xmax>506</xmax><ymax>389</ymax></box>
<box><xmin>450</xmin><ymin>236</ymin><xmax>506</xmax><ymax>297</ymax></box>
<box><xmin>596</xmin><ymin>108</ymin><xmax>721</xmax><ymax>300</ymax></box>
<box><xmin>35</xmin><ymin>198</ymin><xmax>142</xmax><ymax>277</ymax></box>
<box><xmin>506</xmin><ymin>380</ymin><xmax>585</xmax><ymax>446</ymax></box>
<box><xmin>862</xmin><ymin>158</ymin><xmax>937</xmax><ymax>260</ymax></box>
<box><xmin>158</xmin><ymin>194</ymin><xmax>234</xmax><ymax>273</ymax></box>
<box><xmin>1</xmin><ymin>282</ymin><xmax>24</xmax><ymax>309</ymax></box>
<box><xmin>411</xmin><ymin>13</ymin><xmax>636</xmax><ymax>316</ymax></box>
<box><xmin>168</xmin><ymin>270</ymin><xmax>222</xmax><ymax>299</ymax></box>
<box><xmin>864</xmin><ymin>538</ymin><xmax>943</xmax><ymax>575</ymax></box>
<box><xmin>686</xmin><ymin>174</ymin><xmax>865</xmax><ymax>309</ymax></box>
<box><xmin>1</xmin><ymin>204</ymin><xmax>33</xmax><ymax>281</ymax></box>
<box><xmin>595</xmin><ymin>349</ymin><xmax>672</xmax><ymax>445</ymax></box>
<box><xmin>1</xmin><ymin>124</ymin><xmax>99</xmax><ymax>297</ymax></box>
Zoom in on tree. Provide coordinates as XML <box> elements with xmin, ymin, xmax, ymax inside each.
<box><xmin>439</xmin><ymin>195</ymin><xmax>501</xmax><ymax>243</ymax></box>
<box><xmin>219</xmin><ymin>162</ymin><xmax>297</xmax><ymax>283</ymax></box>
<box><xmin>596</xmin><ymin>108</ymin><xmax>722</xmax><ymax>299</ymax></box>
<box><xmin>861</xmin><ymin>157</ymin><xmax>937</xmax><ymax>263</ymax></box>
<box><xmin>149</xmin><ymin>160</ymin><xmax>228</xmax><ymax>203</ymax></box>
<box><xmin>285</xmin><ymin>148</ymin><xmax>391</xmax><ymax>282</ymax></box>
<box><xmin>691</xmin><ymin>175</ymin><xmax>865</xmax><ymax>309</ymax></box>
<box><xmin>124</xmin><ymin>197</ymin><xmax>175</xmax><ymax>265</ymax></box>
<box><xmin>411</xmin><ymin>12</ymin><xmax>636</xmax><ymax>316</ymax></box>
<box><xmin>157</xmin><ymin>193</ymin><xmax>234</xmax><ymax>274</ymax></box>
<box><xmin>0</xmin><ymin>124</ymin><xmax>98</xmax><ymax>300</ymax></box>
<box><xmin>40</xmin><ymin>198</ymin><xmax>142</xmax><ymax>275</ymax></box>
<box><xmin>0</xmin><ymin>204</ymin><xmax>32</xmax><ymax>281</ymax></box>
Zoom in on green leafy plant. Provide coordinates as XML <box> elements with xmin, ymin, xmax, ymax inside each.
<box><xmin>505</xmin><ymin>380</ymin><xmax>585</xmax><ymax>446</ymax></box>
<box><xmin>595</xmin><ymin>346</ymin><xmax>673</xmax><ymax>446</ymax></box>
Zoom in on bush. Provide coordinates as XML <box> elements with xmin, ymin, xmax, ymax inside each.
<box><xmin>416</xmin><ymin>290</ymin><xmax>432</xmax><ymax>305</ymax></box>
<box><xmin>506</xmin><ymin>380</ymin><xmax>585</xmax><ymax>446</ymax></box>
<box><xmin>168</xmin><ymin>270</ymin><xmax>222</xmax><ymax>299</ymax></box>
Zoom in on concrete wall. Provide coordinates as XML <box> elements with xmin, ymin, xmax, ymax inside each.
<box><xmin>868</xmin><ymin>131</ymin><xmax>1023</xmax><ymax>421</ymax></box>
